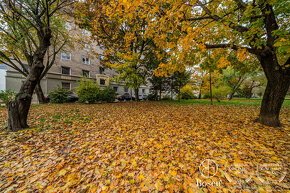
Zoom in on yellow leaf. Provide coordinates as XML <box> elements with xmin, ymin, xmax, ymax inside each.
<box><xmin>138</xmin><ymin>174</ymin><xmax>144</xmax><ymax>181</ymax></box>
<box><xmin>4</xmin><ymin>163</ymin><xmax>11</xmax><ymax>167</ymax></box>
<box><xmin>59</xmin><ymin>169</ymin><xmax>67</xmax><ymax>176</ymax></box>
<box><xmin>169</xmin><ymin>170</ymin><xmax>177</xmax><ymax>176</ymax></box>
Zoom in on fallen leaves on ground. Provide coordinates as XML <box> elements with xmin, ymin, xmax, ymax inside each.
<box><xmin>0</xmin><ymin>102</ymin><xmax>289</xmax><ymax>192</ymax></box>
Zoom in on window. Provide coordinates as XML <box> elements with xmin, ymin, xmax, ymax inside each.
<box><xmin>99</xmin><ymin>67</ymin><xmax>105</xmax><ymax>74</ymax></box>
<box><xmin>100</xmin><ymin>55</ymin><xmax>104</xmax><ymax>61</ymax></box>
<box><xmin>100</xmin><ymin>44</ymin><xmax>105</xmax><ymax>50</ymax></box>
<box><xmin>61</xmin><ymin>52</ymin><xmax>71</xmax><ymax>60</ymax></box>
<box><xmin>142</xmin><ymin>89</ymin><xmax>145</xmax><ymax>94</ymax></box>
<box><xmin>124</xmin><ymin>88</ymin><xmax>128</xmax><ymax>92</ymax></box>
<box><xmin>82</xmin><ymin>56</ymin><xmax>90</xmax><ymax>64</ymax></box>
<box><xmin>84</xmin><ymin>43</ymin><xmax>90</xmax><ymax>51</ymax></box>
<box><xmin>113</xmin><ymin>87</ymin><xmax>118</xmax><ymax>92</ymax></box>
<box><xmin>62</xmin><ymin>82</ymin><xmax>71</xmax><ymax>90</ymax></box>
<box><xmin>61</xmin><ymin>66</ymin><xmax>70</xmax><ymax>75</ymax></box>
<box><xmin>82</xmin><ymin>70</ymin><xmax>90</xmax><ymax>77</ymax></box>
<box><xmin>100</xmin><ymin>79</ymin><xmax>106</xmax><ymax>85</ymax></box>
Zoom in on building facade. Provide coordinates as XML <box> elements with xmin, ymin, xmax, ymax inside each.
<box><xmin>2</xmin><ymin>22</ymin><xmax>151</xmax><ymax>102</ymax></box>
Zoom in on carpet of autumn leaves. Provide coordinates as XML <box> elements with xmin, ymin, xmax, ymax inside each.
<box><xmin>0</xmin><ymin>102</ymin><xmax>289</xmax><ymax>192</ymax></box>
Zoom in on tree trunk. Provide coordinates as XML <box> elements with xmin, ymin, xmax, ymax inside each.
<box><xmin>135</xmin><ymin>88</ymin><xmax>139</xmax><ymax>101</ymax></box>
<box><xmin>159</xmin><ymin>84</ymin><xmax>162</xmax><ymax>100</ymax></box>
<box><xmin>7</xmin><ymin>30</ymin><xmax>51</xmax><ymax>131</ymax></box>
<box><xmin>255</xmin><ymin>53</ymin><xmax>290</xmax><ymax>127</ymax></box>
<box><xmin>7</xmin><ymin>58</ymin><xmax>45</xmax><ymax>131</ymax></box>
<box><xmin>246</xmin><ymin>90</ymin><xmax>252</xmax><ymax>99</ymax></box>
<box><xmin>178</xmin><ymin>85</ymin><xmax>181</xmax><ymax>101</ymax></box>
<box><xmin>228</xmin><ymin>92</ymin><xmax>234</xmax><ymax>101</ymax></box>
<box><xmin>209</xmin><ymin>72</ymin><xmax>213</xmax><ymax>105</ymax></box>
<box><xmin>198</xmin><ymin>88</ymin><xmax>202</xmax><ymax>99</ymax></box>
<box><xmin>228</xmin><ymin>77</ymin><xmax>244</xmax><ymax>101</ymax></box>
<box><xmin>215</xmin><ymin>97</ymin><xmax>221</xmax><ymax>102</ymax></box>
<box><xmin>255</xmin><ymin>75</ymin><xmax>289</xmax><ymax>127</ymax></box>
<box><xmin>35</xmin><ymin>82</ymin><xmax>45</xmax><ymax>104</ymax></box>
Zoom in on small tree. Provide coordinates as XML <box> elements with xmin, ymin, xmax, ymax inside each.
<box><xmin>76</xmin><ymin>78</ymin><xmax>101</xmax><ymax>103</ymax></box>
<box><xmin>171</xmin><ymin>71</ymin><xmax>191</xmax><ymax>101</ymax></box>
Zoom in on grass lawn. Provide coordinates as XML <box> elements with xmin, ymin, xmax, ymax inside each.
<box><xmin>165</xmin><ymin>98</ymin><xmax>290</xmax><ymax>107</ymax></box>
<box><xmin>0</xmin><ymin>102</ymin><xmax>289</xmax><ymax>192</ymax></box>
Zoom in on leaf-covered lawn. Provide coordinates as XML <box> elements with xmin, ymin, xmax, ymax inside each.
<box><xmin>0</xmin><ymin>102</ymin><xmax>289</xmax><ymax>192</ymax></box>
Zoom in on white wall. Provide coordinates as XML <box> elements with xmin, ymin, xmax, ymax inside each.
<box><xmin>0</xmin><ymin>69</ymin><xmax>6</xmax><ymax>91</ymax></box>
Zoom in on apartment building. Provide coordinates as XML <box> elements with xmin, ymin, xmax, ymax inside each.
<box><xmin>2</xmin><ymin>22</ymin><xmax>151</xmax><ymax>102</ymax></box>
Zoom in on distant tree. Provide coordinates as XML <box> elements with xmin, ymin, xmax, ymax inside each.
<box><xmin>240</xmin><ymin>73</ymin><xmax>267</xmax><ymax>99</ymax></box>
<box><xmin>0</xmin><ymin>0</ymin><xmax>72</xmax><ymax>131</ymax></box>
<box><xmin>146</xmin><ymin>49</ymin><xmax>170</xmax><ymax>100</ymax></box>
<box><xmin>223</xmin><ymin>52</ymin><xmax>261</xmax><ymax>100</ymax></box>
<box><xmin>171</xmin><ymin>71</ymin><xmax>191</xmax><ymax>101</ymax></box>
<box><xmin>76</xmin><ymin>0</ymin><xmax>158</xmax><ymax>101</ymax></box>
<box><xmin>180</xmin><ymin>84</ymin><xmax>196</xmax><ymax>99</ymax></box>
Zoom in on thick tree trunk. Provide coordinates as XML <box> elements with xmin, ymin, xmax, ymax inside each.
<box><xmin>255</xmin><ymin>53</ymin><xmax>290</xmax><ymax>127</ymax></box>
<box><xmin>7</xmin><ymin>60</ymin><xmax>45</xmax><ymax>131</ymax></box>
<box><xmin>35</xmin><ymin>82</ymin><xmax>45</xmax><ymax>104</ymax></box>
<box><xmin>7</xmin><ymin>30</ymin><xmax>51</xmax><ymax>131</ymax></box>
<box><xmin>256</xmin><ymin>75</ymin><xmax>289</xmax><ymax>127</ymax></box>
<box><xmin>135</xmin><ymin>88</ymin><xmax>139</xmax><ymax>101</ymax></box>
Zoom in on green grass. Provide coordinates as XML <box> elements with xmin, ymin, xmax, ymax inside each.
<box><xmin>164</xmin><ymin>98</ymin><xmax>290</xmax><ymax>107</ymax></box>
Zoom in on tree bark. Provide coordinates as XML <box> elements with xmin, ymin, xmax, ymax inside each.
<box><xmin>135</xmin><ymin>88</ymin><xmax>139</xmax><ymax>101</ymax></box>
<box><xmin>209</xmin><ymin>72</ymin><xmax>213</xmax><ymax>105</ymax></box>
<box><xmin>159</xmin><ymin>84</ymin><xmax>162</xmax><ymax>100</ymax></box>
<box><xmin>228</xmin><ymin>77</ymin><xmax>244</xmax><ymax>101</ymax></box>
<box><xmin>228</xmin><ymin>92</ymin><xmax>234</xmax><ymax>101</ymax></box>
<box><xmin>255</xmin><ymin>53</ymin><xmax>290</xmax><ymax>127</ymax></box>
<box><xmin>178</xmin><ymin>85</ymin><xmax>181</xmax><ymax>101</ymax></box>
<box><xmin>7</xmin><ymin>29</ymin><xmax>51</xmax><ymax>131</ymax></box>
<box><xmin>35</xmin><ymin>82</ymin><xmax>46</xmax><ymax>104</ymax></box>
<box><xmin>198</xmin><ymin>88</ymin><xmax>202</xmax><ymax>99</ymax></box>
<box><xmin>7</xmin><ymin>57</ymin><xmax>45</xmax><ymax>131</ymax></box>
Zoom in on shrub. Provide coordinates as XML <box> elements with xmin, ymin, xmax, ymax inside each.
<box><xmin>101</xmin><ymin>86</ymin><xmax>116</xmax><ymax>102</ymax></box>
<box><xmin>0</xmin><ymin>90</ymin><xmax>16</xmax><ymax>104</ymax></box>
<box><xmin>180</xmin><ymin>85</ymin><xmax>196</xmax><ymax>99</ymax></box>
<box><xmin>212</xmin><ymin>86</ymin><xmax>232</xmax><ymax>101</ymax></box>
<box><xmin>76</xmin><ymin>78</ymin><xmax>101</xmax><ymax>103</ymax></box>
<box><xmin>161</xmin><ymin>94</ymin><xmax>171</xmax><ymax>100</ymax></box>
<box><xmin>48</xmin><ymin>87</ymin><xmax>69</xmax><ymax>103</ymax></box>
<box><xmin>147</xmin><ymin>93</ymin><xmax>159</xmax><ymax>101</ymax></box>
